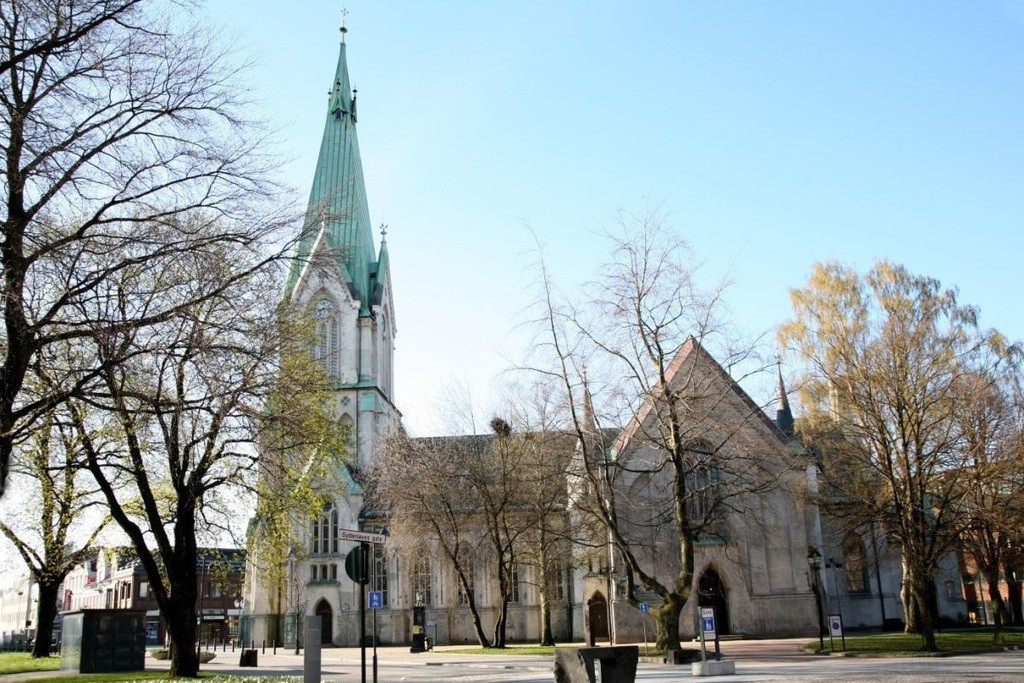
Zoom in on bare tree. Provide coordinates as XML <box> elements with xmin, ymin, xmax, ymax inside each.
<box><xmin>0</xmin><ymin>1</ymin><xmax>146</xmax><ymax>75</ymax></box>
<box><xmin>0</xmin><ymin>403</ymin><xmax>107</xmax><ymax>657</ymax></box>
<box><xmin>498</xmin><ymin>379</ymin><xmax>578</xmax><ymax>646</ymax></box>
<box><xmin>952</xmin><ymin>348</ymin><xmax>1023</xmax><ymax>644</ymax></box>
<box><xmin>779</xmin><ymin>260</ymin><xmax>1008</xmax><ymax>651</ymax></box>
<box><xmin>372</xmin><ymin>431</ymin><xmax>493</xmax><ymax>647</ymax></box>
<box><xmin>0</xmin><ymin>0</ymin><xmax>289</xmax><ymax>495</ymax></box>
<box><xmin>70</xmin><ymin>259</ymin><xmax>344</xmax><ymax>677</ymax></box>
<box><xmin>532</xmin><ymin>209</ymin><xmax>788</xmax><ymax>652</ymax></box>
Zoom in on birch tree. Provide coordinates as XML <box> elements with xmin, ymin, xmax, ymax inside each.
<box><xmin>779</xmin><ymin>260</ymin><xmax>1008</xmax><ymax>651</ymax></box>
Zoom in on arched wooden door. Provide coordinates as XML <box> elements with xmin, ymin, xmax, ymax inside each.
<box><xmin>587</xmin><ymin>592</ymin><xmax>609</xmax><ymax>642</ymax></box>
<box><xmin>697</xmin><ymin>568</ymin><xmax>730</xmax><ymax>635</ymax></box>
<box><xmin>314</xmin><ymin>599</ymin><xmax>333</xmax><ymax>645</ymax></box>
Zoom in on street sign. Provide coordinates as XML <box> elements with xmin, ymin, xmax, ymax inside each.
<box><xmin>701</xmin><ymin>607</ymin><xmax>716</xmax><ymax>638</ymax></box>
<box><xmin>828</xmin><ymin>614</ymin><xmax>843</xmax><ymax>638</ymax></box>
<box><xmin>339</xmin><ymin>528</ymin><xmax>387</xmax><ymax>544</ymax></box>
<box><xmin>639</xmin><ymin>602</ymin><xmax>648</xmax><ymax>615</ymax></box>
<box><xmin>345</xmin><ymin>545</ymin><xmax>369</xmax><ymax>584</ymax></box>
<box><xmin>368</xmin><ymin>591</ymin><xmax>383</xmax><ymax>610</ymax></box>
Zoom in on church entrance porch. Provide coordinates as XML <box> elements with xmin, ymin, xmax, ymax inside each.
<box><xmin>587</xmin><ymin>592</ymin><xmax>609</xmax><ymax>644</ymax></box>
<box><xmin>315</xmin><ymin>600</ymin><xmax>333</xmax><ymax>644</ymax></box>
<box><xmin>698</xmin><ymin>568</ymin><xmax>730</xmax><ymax>635</ymax></box>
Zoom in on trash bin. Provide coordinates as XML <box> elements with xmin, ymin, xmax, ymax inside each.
<box><xmin>239</xmin><ymin>649</ymin><xmax>258</xmax><ymax>667</ymax></box>
<box><xmin>554</xmin><ymin>645</ymin><xmax>638</xmax><ymax>683</ymax></box>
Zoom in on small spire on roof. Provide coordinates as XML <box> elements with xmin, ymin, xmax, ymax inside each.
<box><xmin>776</xmin><ymin>357</ymin><xmax>790</xmax><ymax>413</ymax></box>
<box><xmin>580</xmin><ymin>368</ymin><xmax>598</xmax><ymax>434</ymax></box>
<box><xmin>775</xmin><ymin>357</ymin><xmax>794</xmax><ymax>436</ymax></box>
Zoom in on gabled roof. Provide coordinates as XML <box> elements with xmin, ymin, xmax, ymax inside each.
<box><xmin>613</xmin><ymin>336</ymin><xmax>789</xmax><ymax>455</ymax></box>
<box><xmin>286</xmin><ymin>36</ymin><xmax>378</xmax><ymax>314</ymax></box>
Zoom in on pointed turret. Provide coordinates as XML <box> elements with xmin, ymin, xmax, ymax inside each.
<box><xmin>775</xmin><ymin>362</ymin><xmax>795</xmax><ymax>437</ymax></box>
<box><xmin>286</xmin><ymin>29</ymin><xmax>377</xmax><ymax>314</ymax></box>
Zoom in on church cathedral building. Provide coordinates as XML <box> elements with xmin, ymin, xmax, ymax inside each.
<box><xmin>244</xmin><ymin>26</ymin><xmax>968</xmax><ymax>648</ymax></box>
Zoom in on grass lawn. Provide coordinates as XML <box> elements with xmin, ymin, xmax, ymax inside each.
<box><xmin>805</xmin><ymin>628</ymin><xmax>1024</xmax><ymax>654</ymax></box>
<box><xmin>442</xmin><ymin>644</ymin><xmax>559</xmax><ymax>656</ymax></box>
<box><xmin>0</xmin><ymin>652</ymin><xmax>61</xmax><ymax>674</ymax></box>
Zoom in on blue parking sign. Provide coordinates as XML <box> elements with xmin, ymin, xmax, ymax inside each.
<box><xmin>639</xmin><ymin>602</ymin><xmax>648</xmax><ymax>614</ymax></box>
<box><xmin>700</xmin><ymin>607</ymin><xmax>716</xmax><ymax>636</ymax></box>
<box><xmin>368</xmin><ymin>590</ymin><xmax>383</xmax><ymax>610</ymax></box>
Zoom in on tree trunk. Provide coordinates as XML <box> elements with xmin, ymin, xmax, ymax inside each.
<box><xmin>492</xmin><ymin>598</ymin><xmax>509</xmax><ymax>648</ymax></box>
<box><xmin>901</xmin><ymin>556</ymin><xmax>918</xmax><ymax>633</ymax></box>
<box><xmin>457</xmin><ymin>574</ymin><xmax>490</xmax><ymax>648</ymax></box>
<box><xmin>908</xmin><ymin>571</ymin><xmax>936</xmax><ymax>651</ymax></box>
<box><xmin>984</xmin><ymin>570</ymin><xmax>1010</xmax><ymax>645</ymax></box>
<box><xmin>539</xmin><ymin>590</ymin><xmax>554</xmax><ymax>646</ymax></box>
<box><xmin>165</xmin><ymin>600</ymin><xmax>200</xmax><ymax>677</ymax></box>
<box><xmin>1007</xmin><ymin>576</ymin><xmax>1024</xmax><ymax>627</ymax></box>
<box><xmin>31</xmin><ymin>580</ymin><xmax>61</xmax><ymax>658</ymax></box>
<box><xmin>654</xmin><ymin>594</ymin><xmax>684</xmax><ymax>652</ymax></box>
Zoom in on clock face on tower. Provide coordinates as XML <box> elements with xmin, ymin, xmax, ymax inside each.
<box><xmin>314</xmin><ymin>298</ymin><xmax>334</xmax><ymax>319</ymax></box>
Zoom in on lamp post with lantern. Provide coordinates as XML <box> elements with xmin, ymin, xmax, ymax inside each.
<box><xmin>807</xmin><ymin>547</ymin><xmax>825</xmax><ymax>652</ymax></box>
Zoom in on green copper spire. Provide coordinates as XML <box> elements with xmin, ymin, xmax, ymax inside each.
<box><xmin>287</xmin><ymin>30</ymin><xmax>377</xmax><ymax>313</ymax></box>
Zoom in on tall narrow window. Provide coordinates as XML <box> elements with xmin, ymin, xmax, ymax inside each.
<box><xmin>508</xmin><ymin>565</ymin><xmax>521</xmax><ymax>604</ymax></box>
<box><xmin>546</xmin><ymin>564</ymin><xmax>565</xmax><ymax>602</ymax></box>
<box><xmin>457</xmin><ymin>555</ymin><xmax>475</xmax><ymax>606</ymax></box>
<box><xmin>685</xmin><ymin>442</ymin><xmax>720</xmax><ymax>526</ymax></box>
<box><xmin>843</xmin><ymin>532</ymin><xmax>868</xmax><ymax>593</ymax></box>
<box><xmin>412</xmin><ymin>560</ymin><xmax>432</xmax><ymax>606</ymax></box>
<box><xmin>311</xmin><ymin>504</ymin><xmax>338</xmax><ymax>555</ymax></box>
<box><xmin>373</xmin><ymin>545</ymin><xmax>388</xmax><ymax>606</ymax></box>
<box><xmin>313</xmin><ymin>298</ymin><xmax>338</xmax><ymax>378</ymax></box>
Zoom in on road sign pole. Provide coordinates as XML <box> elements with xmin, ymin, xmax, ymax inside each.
<box><xmin>372</xmin><ymin>599</ymin><xmax>378</xmax><ymax>683</ymax></box>
<box><xmin>360</xmin><ymin>542</ymin><xmax>367</xmax><ymax>683</ymax></box>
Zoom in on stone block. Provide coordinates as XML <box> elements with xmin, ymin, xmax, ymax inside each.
<box><xmin>691</xmin><ymin>659</ymin><xmax>736</xmax><ymax>676</ymax></box>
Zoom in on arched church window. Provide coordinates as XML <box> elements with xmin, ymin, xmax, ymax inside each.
<box><xmin>842</xmin><ymin>532</ymin><xmax>868</xmax><ymax>593</ymax></box>
<box><xmin>312</xmin><ymin>297</ymin><xmax>339</xmax><ymax>379</ymax></box>
<box><xmin>684</xmin><ymin>441</ymin><xmax>720</xmax><ymax>526</ymax></box>
<box><xmin>412</xmin><ymin>559</ymin><xmax>431</xmax><ymax>607</ymax></box>
<box><xmin>311</xmin><ymin>503</ymin><xmax>338</xmax><ymax>555</ymax></box>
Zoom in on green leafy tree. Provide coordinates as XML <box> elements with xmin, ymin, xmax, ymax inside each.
<box><xmin>72</xmin><ymin>262</ymin><xmax>344</xmax><ymax>677</ymax></box>
<box><xmin>0</xmin><ymin>406</ymin><xmax>107</xmax><ymax>657</ymax></box>
<box><xmin>780</xmin><ymin>260</ymin><xmax>1009</xmax><ymax>651</ymax></box>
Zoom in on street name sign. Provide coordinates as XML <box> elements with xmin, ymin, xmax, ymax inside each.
<box><xmin>338</xmin><ymin>528</ymin><xmax>387</xmax><ymax>544</ymax></box>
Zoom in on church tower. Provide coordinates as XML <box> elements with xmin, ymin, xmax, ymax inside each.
<box><xmin>287</xmin><ymin>26</ymin><xmax>398</xmax><ymax>473</ymax></box>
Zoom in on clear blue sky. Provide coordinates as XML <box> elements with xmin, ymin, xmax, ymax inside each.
<box><xmin>205</xmin><ymin>0</ymin><xmax>1024</xmax><ymax>435</ymax></box>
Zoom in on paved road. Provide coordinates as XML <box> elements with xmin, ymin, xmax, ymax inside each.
<box><xmin>134</xmin><ymin>639</ymin><xmax>1024</xmax><ymax>682</ymax></box>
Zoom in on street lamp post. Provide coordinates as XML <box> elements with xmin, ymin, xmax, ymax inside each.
<box><xmin>196</xmin><ymin>559</ymin><xmax>206</xmax><ymax>668</ymax></box>
<box><xmin>287</xmin><ymin>549</ymin><xmax>299</xmax><ymax>655</ymax></box>
<box><xmin>807</xmin><ymin>547</ymin><xmax>825</xmax><ymax>653</ymax></box>
<box><xmin>234</xmin><ymin>594</ymin><xmax>243</xmax><ymax>648</ymax></box>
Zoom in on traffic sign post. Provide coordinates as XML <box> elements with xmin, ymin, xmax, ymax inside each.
<box><xmin>700</xmin><ymin>607</ymin><xmax>720</xmax><ymax>661</ymax></box>
<box><xmin>341</xmin><ymin>530</ymin><xmax>388</xmax><ymax>683</ymax></box>
<box><xmin>639</xmin><ymin>603</ymin><xmax>649</xmax><ymax>655</ymax></box>
<box><xmin>827</xmin><ymin>614</ymin><xmax>844</xmax><ymax>652</ymax></box>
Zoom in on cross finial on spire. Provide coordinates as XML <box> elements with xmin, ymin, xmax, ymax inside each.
<box><xmin>380</xmin><ymin>223</ymin><xmax>388</xmax><ymax>240</ymax></box>
<box><xmin>340</xmin><ymin>7</ymin><xmax>349</xmax><ymax>41</ymax></box>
